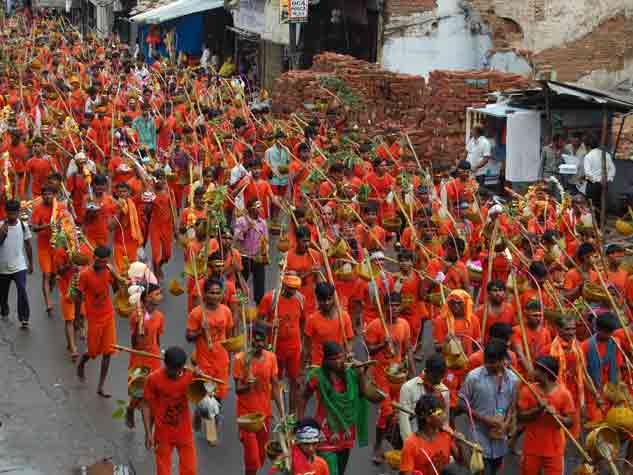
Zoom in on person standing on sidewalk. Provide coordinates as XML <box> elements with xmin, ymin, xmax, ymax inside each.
<box><xmin>0</xmin><ymin>199</ymin><xmax>33</xmax><ymax>329</ymax></box>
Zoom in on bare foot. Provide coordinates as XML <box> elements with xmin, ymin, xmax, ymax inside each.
<box><xmin>97</xmin><ymin>389</ymin><xmax>112</xmax><ymax>398</ymax></box>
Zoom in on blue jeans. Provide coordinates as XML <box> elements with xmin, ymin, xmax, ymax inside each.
<box><xmin>0</xmin><ymin>270</ymin><xmax>30</xmax><ymax>322</ymax></box>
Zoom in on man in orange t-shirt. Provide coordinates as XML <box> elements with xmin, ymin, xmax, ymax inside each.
<box><xmin>127</xmin><ymin>283</ymin><xmax>165</xmax><ymax>429</ymax></box>
<box><xmin>112</xmin><ymin>182</ymin><xmax>143</xmax><ymax>273</ymax></box>
<box><xmin>148</xmin><ymin>170</ymin><xmax>175</xmax><ymax>280</ymax></box>
<box><xmin>476</xmin><ymin>279</ymin><xmax>515</xmax><ymax>343</ymax></box>
<box><xmin>518</xmin><ymin>355</ymin><xmax>575</xmax><ymax>475</ymax></box>
<box><xmin>31</xmin><ymin>185</ymin><xmax>56</xmax><ymax>315</ymax></box>
<box><xmin>25</xmin><ymin>138</ymin><xmax>56</xmax><ymax>197</ymax></box>
<box><xmin>365</xmin><ymin>292</ymin><xmax>414</xmax><ymax>463</ymax></box>
<box><xmin>399</xmin><ymin>394</ymin><xmax>455</xmax><ymax>475</ymax></box>
<box><xmin>581</xmin><ymin>312</ymin><xmax>624</xmax><ymax>423</ymax></box>
<box><xmin>304</xmin><ymin>282</ymin><xmax>354</xmax><ymax>366</ymax></box>
<box><xmin>562</xmin><ymin>242</ymin><xmax>595</xmax><ymax>301</ymax></box>
<box><xmin>394</xmin><ymin>249</ymin><xmax>428</xmax><ymax>351</ymax></box>
<box><xmin>186</xmin><ymin>277</ymin><xmax>234</xmax><ymax>400</ymax></box>
<box><xmin>511</xmin><ymin>300</ymin><xmax>552</xmax><ymax>377</ymax></box>
<box><xmin>142</xmin><ymin>346</ymin><xmax>197</xmax><ymax>475</ymax></box>
<box><xmin>233</xmin><ymin>323</ymin><xmax>283</xmax><ymax>475</ymax></box>
<box><xmin>258</xmin><ymin>272</ymin><xmax>304</xmax><ymax>412</ymax></box>
<box><xmin>286</xmin><ymin>226</ymin><xmax>322</xmax><ymax>316</ymax></box>
<box><xmin>76</xmin><ymin>246</ymin><xmax>120</xmax><ymax>398</ymax></box>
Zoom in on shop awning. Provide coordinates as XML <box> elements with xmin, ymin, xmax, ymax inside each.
<box><xmin>468</xmin><ymin>103</ymin><xmax>529</xmax><ymax>118</ymax></box>
<box><xmin>501</xmin><ymin>80</ymin><xmax>633</xmax><ymax>114</ymax></box>
<box><xmin>130</xmin><ymin>0</ymin><xmax>223</xmax><ymax>24</ymax></box>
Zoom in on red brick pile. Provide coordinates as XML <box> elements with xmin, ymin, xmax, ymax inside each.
<box><xmin>422</xmin><ymin>70</ymin><xmax>531</xmax><ymax>164</ymax></box>
<box><xmin>272</xmin><ymin>53</ymin><xmax>531</xmax><ymax>166</ymax></box>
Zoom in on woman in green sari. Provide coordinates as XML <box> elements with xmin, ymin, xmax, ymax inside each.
<box><xmin>300</xmin><ymin>341</ymin><xmax>370</xmax><ymax>475</ymax></box>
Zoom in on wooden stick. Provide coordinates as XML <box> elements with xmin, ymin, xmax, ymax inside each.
<box><xmin>481</xmin><ymin>219</ymin><xmax>500</xmax><ymax>337</ymax></box>
<box><xmin>112</xmin><ymin>344</ymin><xmax>225</xmax><ymax>384</ymax></box>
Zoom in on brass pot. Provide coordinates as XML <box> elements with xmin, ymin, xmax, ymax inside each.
<box><xmin>237</xmin><ymin>413</ymin><xmax>266</xmax><ymax>432</ymax></box>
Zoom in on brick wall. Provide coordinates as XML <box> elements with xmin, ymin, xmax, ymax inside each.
<box><xmin>532</xmin><ymin>13</ymin><xmax>633</xmax><ymax>82</ymax></box>
<box><xmin>385</xmin><ymin>0</ymin><xmax>437</xmax><ymax>17</ymax></box>
<box><xmin>465</xmin><ymin>0</ymin><xmax>626</xmax><ymax>52</ymax></box>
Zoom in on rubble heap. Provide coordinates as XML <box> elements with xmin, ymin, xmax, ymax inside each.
<box><xmin>272</xmin><ymin>52</ymin><xmax>531</xmax><ymax>166</ymax></box>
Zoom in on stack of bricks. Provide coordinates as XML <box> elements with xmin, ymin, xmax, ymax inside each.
<box><xmin>272</xmin><ymin>52</ymin><xmax>426</xmax><ymax>126</ymax></box>
<box><xmin>272</xmin><ymin>53</ymin><xmax>531</xmax><ymax>166</ymax></box>
<box><xmin>422</xmin><ymin>70</ymin><xmax>531</xmax><ymax>164</ymax></box>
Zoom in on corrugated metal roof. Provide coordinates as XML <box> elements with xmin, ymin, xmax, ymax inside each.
<box><xmin>130</xmin><ymin>0</ymin><xmax>223</xmax><ymax>23</ymax></box>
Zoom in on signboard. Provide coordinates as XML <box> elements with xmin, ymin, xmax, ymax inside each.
<box><xmin>280</xmin><ymin>0</ymin><xmax>308</xmax><ymax>23</ymax></box>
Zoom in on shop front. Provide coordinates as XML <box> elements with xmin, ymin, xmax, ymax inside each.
<box><xmin>299</xmin><ymin>0</ymin><xmax>381</xmax><ymax>68</ymax></box>
<box><xmin>230</xmin><ymin>0</ymin><xmax>289</xmax><ymax>92</ymax></box>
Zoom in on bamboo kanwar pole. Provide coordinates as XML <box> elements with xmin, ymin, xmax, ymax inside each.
<box><xmin>481</xmin><ymin>218</ymin><xmax>500</xmax><ymax>338</ymax></box>
<box><xmin>112</xmin><ymin>344</ymin><xmax>225</xmax><ymax>385</ymax></box>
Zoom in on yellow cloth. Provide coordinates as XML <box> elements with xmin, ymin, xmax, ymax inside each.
<box><xmin>550</xmin><ymin>336</ymin><xmax>585</xmax><ymax>408</ymax></box>
<box><xmin>441</xmin><ymin>289</ymin><xmax>473</xmax><ymax>336</ymax></box>
<box><xmin>126</xmin><ymin>198</ymin><xmax>144</xmax><ymax>245</ymax></box>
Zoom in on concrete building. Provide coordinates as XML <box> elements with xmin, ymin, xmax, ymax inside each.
<box><xmin>380</xmin><ymin>0</ymin><xmax>633</xmax><ymax>88</ymax></box>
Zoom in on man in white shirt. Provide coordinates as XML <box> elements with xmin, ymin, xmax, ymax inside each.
<box><xmin>0</xmin><ymin>200</ymin><xmax>33</xmax><ymax>329</ymax></box>
<box><xmin>564</xmin><ymin>133</ymin><xmax>589</xmax><ymax>193</ymax></box>
<box><xmin>583</xmin><ymin>138</ymin><xmax>615</xmax><ymax>215</ymax></box>
<box><xmin>398</xmin><ymin>354</ymin><xmax>450</xmax><ymax>442</ymax></box>
<box><xmin>467</xmin><ymin>126</ymin><xmax>496</xmax><ymax>186</ymax></box>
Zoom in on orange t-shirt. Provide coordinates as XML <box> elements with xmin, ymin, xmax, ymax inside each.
<box><xmin>304</xmin><ymin>310</ymin><xmax>354</xmax><ymax>365</ymax></box>
<box><xmin>232</xmin><ymin>350</ymin><xmax>278</xmax><ymax>417</ymax></box>
<box><xmin>149</xmin><ymin>189</ymin><xmax>174</xmax><ymax>228</ymax></box>
<box><xmin>144</xmin><ymin>368</ymin><xmax>194</xmax><ymax>444</ymax></box>
<box><xmin>258</xmin><ymin>290</ymin><xmax>303</xmax><ymax>351</ymax></box>
<box><xmin>399</xmin><ymin>431</ymin><xmax>453</xmax><ymax>474</ymax></box>
<box><xmin>601</xmin><ymin>269</ymin><xmax>628</xmax><ymax>294</ymax></box>
<box><xmin>130</xmin><ymin>309</ymin><xmax>164</xmax><ymax>371</ymax></box>
<box><xmin>563</xmin><ymin>268</ymin><xmax>595</xmax><ymax>290</ymax></box>
<box><xmin>355</xmin><ymin>273</ymin><xmax>395</xmax><ymax>325</ymax></box>
<box><xmin>82</xmin><ymin>196</ymin><xmax>115</xmax><ymax>248</ymax></box>
<box><xmin>286</xmin><ymin>248</ymin><xmax>322</xmax><ymax>314</ymax></box>
<box><xmin>475</xmin><ymin>302</ymin><xmax>516</xmax><ymax>343</ymax></box>
<box><xmin>8</xmin><ymin>142</ymin><xmax>28</xmax><ymax>173</ymax></box>
<box><xmin>365</xmin><ymin>318</ymin><xmax>411</xmax><ymax>393</ymax></box>
<box><xmin>243</xmin><ymin>179</ymin><xmax>274</xmax><ymax>219</ymax></box>
<box><xmin>364</xmin><ymin>317</ymin><xmax>411</xmax><ymax>367</ymax></box>
<box><xmin>26</xmin><ymin>157</ymin><xmax>54</xmax><ymax>196</ymax></box>
<box><xmin>427</xmin><ymin>258</ymin><xmax>468</xmax><ymax>291</ymax></box>
<box><xmin>78</xmin><ymin>266</ymin><xmax>114</xmax><ymax>325</ymax></box>
<box><xmin>511</xmin><ymin>325</ymin><xmax>552</xmax><ymax>368</ymax></box>
<box><xmin>518</xmin><ymin>383</ymin><xmax>575</xmax><ymax>457</ymax></box>
<box><xmin>186</xmin><ymin>304</ymin><xmax>234</xmax><ymax>369</ymax></box>
<box><xmin>433</xmin><ymin>315</ymin><xmax>481</xmax><ymax>355</ymax></box>
<box><xmin>517</xmin><ymin>287</ymin><xmax>554</xmax><ymax>313</ymax></box>
<box><xmin>356</xmin><ymin>223</ymin><xmax>387</xmax><ymax>249</ymax></box>
<box><xmin>31</xmin><ymin>202</ymin><xmax>53</xmax><ymax>251</ymax></box>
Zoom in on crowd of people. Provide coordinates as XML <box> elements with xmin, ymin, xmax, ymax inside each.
<box><xmin>1</xmin><ymin>10</ymin><xmax>633</xmax><ymax>475</ymax></box>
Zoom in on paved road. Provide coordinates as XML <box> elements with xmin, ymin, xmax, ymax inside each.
<box><xmin>0</xmin><ymin>237</ymin><xmax>393</xmax><ymax>475</ymax></box>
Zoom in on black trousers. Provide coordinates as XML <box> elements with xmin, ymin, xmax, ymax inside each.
<box><xmin>587</xmin><ymin>181</ymin><xmax>603</xmax><ymax>215</ymax></box>
<box><xmin>241</xmin><ymin>257</ymin><xmax>266</xmax><ymax>304</ymax></box>
<box><xmin>0</xmin><ymin>270</ymin><xmax>30</xmax><ymax>322</ymax></box>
